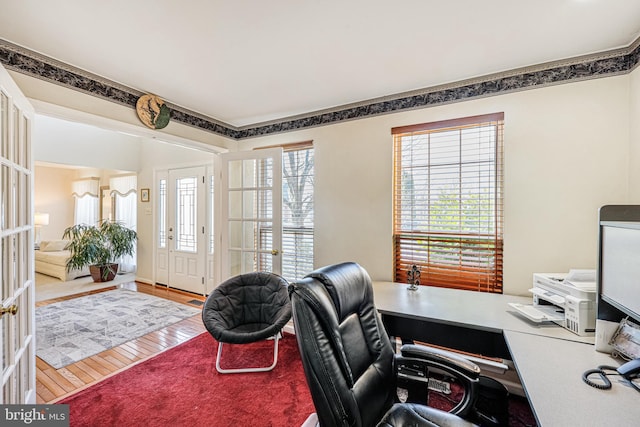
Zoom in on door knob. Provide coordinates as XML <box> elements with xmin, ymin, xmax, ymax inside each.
<box><xmin>0</xmin><ymin>304</ymin><xmax>18</xmax><ymax>318</ymax></box>
<box><xmin>168</xmin><ymin>236</ymin><xmax>173</xmax><ymax>240</ymax></box>
<box><xmin>271</xmin><ymin>249</ymin><xmax>279</xmax><ymax>256</ymax></box>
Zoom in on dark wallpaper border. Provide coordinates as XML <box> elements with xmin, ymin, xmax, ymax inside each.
<box><xmin>1</xmin><ymin>38</ymin><xmax>639</xmax><ymax>140</ymax></box>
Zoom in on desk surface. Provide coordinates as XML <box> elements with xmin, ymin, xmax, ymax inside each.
<box><xmin>505</xmin><ymin>330</ymin><xmax>639</xmax><ymax>427</ymax></box>
<box><xmin>373</xmin><ymin>281</ymin><xmax>594</xmax><ymax>344</ymax></box>
<box><xmin>371</xmin><ymin>281</ymin><xmax>633</xmax><ymax>426</ymax></box>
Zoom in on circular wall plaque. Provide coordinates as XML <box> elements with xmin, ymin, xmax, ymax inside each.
<box><xmin>136</xmin><ymin>94</ymin><xmax>171</xmax><ymax>129</ymax></box>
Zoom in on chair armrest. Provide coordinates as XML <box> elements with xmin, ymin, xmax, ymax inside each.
<box><xmin>395</xmin><ymin>343</ymin><xmax>481</xmax><ymax>418</ymax></box>
<box><xmin>400</xmin><ymin>343</ymin><xmax>481</xmax><ymax>380</ymax></box>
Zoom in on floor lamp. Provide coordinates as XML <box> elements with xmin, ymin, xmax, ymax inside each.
<box><xmin>34</xmin><ymin>212</ymin><xmax>50</xmax><ymax>248</ymax></box>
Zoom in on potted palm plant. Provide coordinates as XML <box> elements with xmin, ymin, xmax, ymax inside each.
<box><xmin>63</xmin><ymin>220</ymin><xmax>137</xmax><ymax>282</ymax></box>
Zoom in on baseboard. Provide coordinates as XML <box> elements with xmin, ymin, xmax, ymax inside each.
<box><xmin>134</xmin><ymin>276</ymin><xmax>154</xmax><ymax>285</ymax></box>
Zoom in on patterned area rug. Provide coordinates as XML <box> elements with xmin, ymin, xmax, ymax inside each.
<box><xmin>36</xmin><ymin>289</ymin><xmax>201</xmax><ymax>369</ymax></box>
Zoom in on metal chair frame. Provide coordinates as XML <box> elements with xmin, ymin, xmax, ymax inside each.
<box><xmin>215</xmin><ymin>332</ymin><xmax>282</xmax><ymax>374</ymax></box>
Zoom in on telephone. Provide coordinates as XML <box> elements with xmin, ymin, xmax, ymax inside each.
<box><xmin>617</xmin><ymin>358</ymin><xmax>640</xmax><ymax>380</ymax></box>
<box><xmin>582</xmin><ymin>358</ymin><xmax>640</xmax><ymax>392</ymax></box>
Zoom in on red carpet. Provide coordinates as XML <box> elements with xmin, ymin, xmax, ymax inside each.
<box><xmin>60</xmin><ymin>332</ymin><xmax>536</xmax><ymax>427</ymax></box>
<box><xmin>60</xmin><ymin>333</ymin><xmax>315</xmax><ymax>427</ymax></box>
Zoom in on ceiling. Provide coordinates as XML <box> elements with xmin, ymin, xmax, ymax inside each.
<box><xmin>2</xmin><ymin>0</ymin><xmax>640</xmax><ymax>128</ymax></box>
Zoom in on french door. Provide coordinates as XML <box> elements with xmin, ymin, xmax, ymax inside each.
<box><xmin>0</xmin><ymin>63</ymin><xmax>36</xmax><ymax>403</ymax></box>
<box><xmin>220</xmin><ymin>149</ymin><xmax>282</xmax><ymax>280</ymax></box>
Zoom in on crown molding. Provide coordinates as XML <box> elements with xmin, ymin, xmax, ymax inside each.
<box><xmin>1</xmin><ymin>37</ymin><xmax>639</xmax><ymax>141</ymax></box>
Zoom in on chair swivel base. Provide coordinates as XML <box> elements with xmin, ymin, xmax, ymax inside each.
<box><xmin>215</xmin><ymin>333</ymin><xmax>281</xmax><ymax>374</ymax></box>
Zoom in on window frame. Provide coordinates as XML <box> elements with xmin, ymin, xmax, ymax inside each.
<box><xmin>392</xmin><ymin>113</ymin><xmax>504</xmax><ymax>293</ymax></box>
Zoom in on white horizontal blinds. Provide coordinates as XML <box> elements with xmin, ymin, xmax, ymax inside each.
<box><xmin>282</xmin><ymin>144</ymin><xmax>314</xmax><ymax>281</ymax></box>
<box><xmin>392</xmin><ymin>113</ymin><xmax>504</xmax><ymax>293</ymax></box>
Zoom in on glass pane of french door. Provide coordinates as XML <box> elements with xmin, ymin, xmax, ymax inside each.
<box><xmin>0</xmin><ymin>62</ymin><xmax>36</xmax><ymax>404</ymax></box>
<box><xmin>221</xmin><ymin>148</ymin><xmax>282</xmax><ymax>279</ymax></box>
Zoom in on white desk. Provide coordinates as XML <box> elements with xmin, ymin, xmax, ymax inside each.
<box><xmin>372</xmin><ymin>281</ymin><xmax>636</xmax><ymax>426</ymax></box>
<box><xmin>504</xmin><ymin>330</ymin><xmax>638</xmax><ymax>427</ymax></box>
<box><xmin>373</xmin><ymin>281</ymin><xmax>593</xmax><ymax>344</ymax></box>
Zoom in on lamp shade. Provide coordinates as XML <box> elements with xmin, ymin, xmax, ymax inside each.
<box><xmin>34</xmin><ymin>213</ymin><xmax>50</xmax><ymax>226</ymax></box>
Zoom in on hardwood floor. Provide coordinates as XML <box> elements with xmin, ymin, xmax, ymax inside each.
<box><xmin>35</xmin><ymin>282</ymin><xmax>206</xmax><ymax>404</ymax></box>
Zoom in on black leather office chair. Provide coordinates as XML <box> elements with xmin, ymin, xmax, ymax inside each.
<box><xmin>202</xmin><ymin>271</ymin><xmax>292</xmax><ymax>373</ymax></box>
<box><xmin>289</xmin><ymin>262</ymin><xmax>481</xmax><ymax>427</ymax></box>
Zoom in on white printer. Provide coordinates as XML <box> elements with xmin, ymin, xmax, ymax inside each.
<box><xmin>509</xmin><ymin>270</ymin><xmax>596</xmax><ymax>336</ymax></box>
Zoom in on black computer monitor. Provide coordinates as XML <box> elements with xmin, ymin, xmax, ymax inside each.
<box><xmin>596</xmin><ymin>205</ymin><xmax>640</xmax><ymax>346</ymax></box>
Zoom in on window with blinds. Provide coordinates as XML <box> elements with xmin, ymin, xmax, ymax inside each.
<box><xmin>282</xmin><ymin>144</ymin><xmax>314</xmax><ymax>281</ymax></box>
<box><xmin>392</xmin><ymin>113</ymin><xmax>504</xmax><ymax>293</ymax></box>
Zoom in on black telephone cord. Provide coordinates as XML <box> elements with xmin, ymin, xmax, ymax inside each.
<box><xmin>582</xmin><ymin>365</ymin><xmax>640</xmax><ymax>392</ymax></box>
<box><xmin>582</xmin><ymin>365</ymin><xmax>615</xmax><ymax>389</ymax></box>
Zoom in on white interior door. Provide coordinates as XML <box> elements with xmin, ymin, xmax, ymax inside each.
<box><xmin>0</xmin><ymin>63</ymin><xmax>36</xmax><ymax>404</ymax></box>
<box><xmin>220</xmin><ymin>149</ymin><xmax>282</xmax><ymax>280</ymax></box>
<box><xmin>167</xmin><ymin>166</ymin><xmax>206</xmax><ymax>294</ymax></box>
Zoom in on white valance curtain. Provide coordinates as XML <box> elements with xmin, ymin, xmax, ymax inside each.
<box><xmin>72</xmin><ymin>177</ymin><xmax>100</xmax><ymax>198</ymax></box>
<box><xmin>110</xmin><ymin>174</ymin><xmax>137</xmax><ymax>273</ymax></box>
<box><xmin>72</xmin><ymin>177</ymin><xmax>100</xmax><ymax>226</ymax></box>
<box><xmin>109</xmin><ymin>174</ymin><xmax>137</xmax><ymax>197</ymax></box>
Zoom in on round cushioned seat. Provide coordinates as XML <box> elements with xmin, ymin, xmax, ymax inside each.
<box><xmin>202</xmin><ymin>272</ymin><xmax>292</xmax><ymax>373</ymax></box>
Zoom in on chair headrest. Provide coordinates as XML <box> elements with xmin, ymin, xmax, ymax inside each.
<box><xmin>305</xmin><ymin>262</ymin><xmax>372</xmax><ymax>321</ymax></box>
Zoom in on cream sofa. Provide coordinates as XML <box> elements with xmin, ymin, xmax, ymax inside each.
<box><xmin>35</xmin><ymin>240</ymin><xmax>90</xmax><ymax>281</ymax></box>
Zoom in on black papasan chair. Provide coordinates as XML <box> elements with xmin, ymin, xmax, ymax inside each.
<box><xmin>202</xmin><ymin>271</ymin><xmax>292</xmax><ymax>374</ymax></box>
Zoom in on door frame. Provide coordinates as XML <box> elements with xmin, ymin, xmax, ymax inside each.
<box><xmin>153</xmin><ymin>162</ymin><xmax>215</xmax><ymax>295</ymax></box>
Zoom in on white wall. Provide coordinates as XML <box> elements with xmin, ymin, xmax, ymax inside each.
<box><xmin>33</xmin><ymin>114</ymin><xmax>141</xmax><ymax>171</ymax></box>
<box><xmin>29</xmin><ymin>102</ymin><xmax>218</xmax><ymax>285</ymax></box>
<box><xmin>19</xmin><ymin>73</ymin><xmax>227</xmax><ymax>285</ymax></box>
<box><xmin>34</xmin><ymin>165</ymin><xmax>75</xmax><ymax>241</ymax></box>
<box><xmin>242</xmin><ymin>76</ymin><xmax>632</xmax><ymax>296</ymax></box>
<box><xmin>34</xmin><ymin>164</ymin><xmax>132</xmax><ymax>238</ymax></box>
<box><xmin>19</xmin><ymin>65</ymin><xmax>638</xmax><ymax>297</ymax></box>
<box><xmin>12</xmin><ymin>70</ymin><xmax>235</xmax><ymax>152</ymax></box>
<box><xmin>630</xmin><ymin>66</ymin><xmax>640</xmax><ymax>203</ymax></box>
<box><xmin>135</xmin><ymin>138</ymin><xmax>217</xmax><ymax>284</ymax></box>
